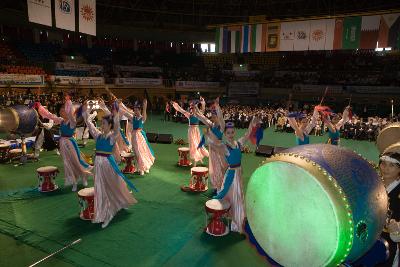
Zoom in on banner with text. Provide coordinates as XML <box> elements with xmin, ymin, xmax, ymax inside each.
<box><xmin>293</xmin><ymin>84</ymin><xmax>343</xmax><ymax>94</ymax></box>
<box><xmin>0</xmin><ymin>74</ymin><xmax>44</xmax><ymax>85</ymax></box>
<box><xmin>27</xmin><ymin>0</ymin><xmax>52</xmax><ymax>27</ymax></box>
<box><xmin>50</xmin><ymin>76</ymin><xmax>104</xmax><ymax>85</ymax></box>
<box><xmin>55</xmin><ymin>62</ymin><xmax>103</xmax><ymax>72</ymax></box>
<box><xmin>175</xmin><ymin>81</ymin><xmax>220</xmax><ymax>89</ymax></box>
<box><xmin>113</xmin><ymin>65</ymin><xmax>162</xmax><ymax>73</ymax></box>
<box><xmin>79</xmin><ymin>0</ymin><xmax>96</xmax><ymax>36</ymax></box>
<box><xmin>115</xmin><ymin>78</ymin><xmax>163</xmax><ymax>87</ymax></box>
<box><xmin>228</xmin><ymin>82</ymin><xmax>260</xmax><ymax>96</ymax></box>
<box><xmin>346</xmin><ymin>85</ymin><xmax>400</xmax><ymax>94</ymax></box>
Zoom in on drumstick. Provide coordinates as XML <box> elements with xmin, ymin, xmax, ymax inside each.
<box><xmin>348</xmin><ymin>94</ymin><xmax>352</xmax><ymax>107</ymax></box>
<box><xmin>28</xmin><ymin>238</ymin><xmax>82</xmax><ymax>267</ymax></box>
<box><xmin>104</xmin><ymin>86</ymin><xmax>117</xmax><ymax>100</ymax></box>
<box><xmin>319</xmin><ymin>87</ymin><xmax>328</xmax><ymax>106</ymax></box>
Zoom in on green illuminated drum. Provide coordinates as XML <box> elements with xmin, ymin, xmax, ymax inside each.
<box><xmin>246</xmin><ymin>144</ymin><xmax>387</xmax><ymax>267</ymax></box>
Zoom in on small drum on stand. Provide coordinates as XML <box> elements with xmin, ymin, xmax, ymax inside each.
<box><xmin>177</xmin><ymin>147</ymin><xmax>191</xmax><ymax>166</ymax></box>
<box><xmin>37</xmin><ymin>166</ymin><xmax>59</xmax><ymax>192</ymax></box>
<box><xmin>9</xmin><ymin>148</ymin><xmax>22</xmax><ymax>161</ymax></box>
<box><xmin>78</xmin><ymin>187</ymin><xmax>95</xmax><ymax>220</ymax></box>
<box><xmin>0</xmin><ymin>143</ymin><xmax>10</xmax><ymax>162</ymax></box>
<box><xmin>181</xmin><ymin>167</ymin><xmax>209</xmax><ymax>192</ymax></box>
<box><xmin>205</xmin><ymin>199</ymin><xmax>230</xmax><ymax>236</ymax></box>
<box><xmin>121</xmin><ymin>151</ymin><xmax>135</xmax><ymax>174</ymax></box>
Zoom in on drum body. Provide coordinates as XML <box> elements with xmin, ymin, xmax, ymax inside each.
<box><xmin>205</xmin><ymin>199</ymin><xmax>230</xmax><ymax>236</ymax></box>
<box><xmin>121</xmin><ymin>151</ymin><xmax>135</xmax><ymax>174</ymax></box>
<box><xmin>178</xmin><ymin>147</ymin><xmax>191</xmax><ymax>166</ymax></box>
<box><xmin>0</xmin><ymin>143</ymin><xmax>10</xmax><ymax>162</ymax></box>
<box><xmin>78</xmin><ymin>187</ymin><xmax>95</xmax><ymax>220</ymax></box>
<box><xmin>246</xmin><ymin>144</ymin><xmax>387</xmax><ymax>267</ymax></box>
<box><xmin>37</xmin><ymin>166</ymin><xmax>59</xmax><ymax>192</ymax></box>
<box><xmin>0</xmin><ymin>105</ymin><xmax>38</xmax><ymax>134</ymax></box>
<box><xmin>190</xmin><ymin>167</ymin><xmax>208</xmax><ymax>192</ymax></box>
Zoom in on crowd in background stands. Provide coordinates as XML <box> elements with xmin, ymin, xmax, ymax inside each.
<box><xmin>0</xmin><ymin>40</ymin><xmax>399</xmax><ymax>88</ymax></box>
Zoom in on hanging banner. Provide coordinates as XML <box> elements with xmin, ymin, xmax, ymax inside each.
<box><xmin>378</xmin><ymin>13</ymin><xmax>400</xmax><ymax>48</ymax></box>
<box><xmin>115</xmin><ymin>78</ymin><xmax>163</xmax><ymax>86</ymax></box>
<box><xmin>0</xmin><ymin>74</ymin><xmax>44</xmax><ymax>85</ymax></box>
<box><xmin>360</xmin><ymin>15</ymin><xmax>381</xmax><ymax>49</ymax></box>
<box><xmin>79</xmin><ymin>0</ymin><xmax>96</xmax><ymax>36</ymax></box>
<box><xmin>55</xmin><ymin>0</ymin><xmax>75</xmax><ymax>31</ymax></box>
<box><xmin>265</xmin><ymin>23</ymin><xmax>280</xmax><ymax>52</ymax></box>
<box><xmin>332</xmin><ymin>18</ymin><xmax>344</xmax><ymax>50</ymax></box>
<box><xmin>293</xmin><ymin>21</ymin><xmax>311</xmax><ymax>51</ymax></box>
<box><xmin>27</xmin><ymin>0</ymin><xmax>52</xmax><ymax>27</ymax></box>
<box><xmin>342</xmin><ymin>16</ymin><xmax>362</xmax><ymax>49</ymax></box>
<box><xmin>309</xmin><ymin>19</ymin><xmax>327</xmax><ymax>50</ymax></box>
<box><xmin>280</xmin><ymin>22</ymin><xmax>296</xmax><ymax>51</ymax></box>
<box><xmin>49</xmin><ymin>76</ymin><xmax>104</xmax><ymax>85</ymax></box>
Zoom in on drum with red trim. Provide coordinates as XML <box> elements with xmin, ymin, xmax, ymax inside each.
<box><xmin>189</xmin><ymin>167</ymin><xmax>208</xmax><ymax>192</ymax></box>
<box><xmin>78</xmin><ymin>187</ymin><xmax>95</xmax><ymax>220</ymax></box>
<box><xmin>9</xmin><ymin>148</ymin><xmax>22</xmax><ymax>161</ymax></box>
<box><xmin>0</xmin><ymin>143</ymin><xmax>10</xmax><ymax>162</ymax></box>
<box><xmin>177</xmin><ymin>147</ymin><xmax>191</xmax><ymax>166</ymax></box>
<box><xmin>37</xmin><ymin>166</ymin><xmax>59</xmax><ymax>192</ymax></box>
<box><xmin>205</xmin><ymin>199</ymin><xmax>230</xmax><ymax>236</ymax></box>
<box><xmin>121</xmin><ymin>151</ymin><xmax>135</xmax><ymax>174</ymax></box>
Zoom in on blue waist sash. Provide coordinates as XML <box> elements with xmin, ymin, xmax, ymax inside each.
<box><xmin>120</xmin><ymin>128</ymin><xmax>130</xmax><ymax>146</ymax></box>
<box><xmin>96</xmin><ymin>152</ymin><xmax>138</xmax><ymax>192</ymax></box>
<box><xmin>68</xmin><ymin>137</ymin><xmax>90</xmax><ymax>168</ymax></box>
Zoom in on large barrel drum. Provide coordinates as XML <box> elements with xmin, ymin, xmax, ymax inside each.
<box><xmin>0</xmin><ymin>105</ymin><xmax>38</xmax><ymax>134</ymax></box>
<box><xmin>376</xmin><ymin>122</ymin><xmax>400</xmax><ymax>154</ymax></box>
<box><xmin>246</xmin><ymin>144</ymin><xmax>387</xmax><ymax>267</ymax></box>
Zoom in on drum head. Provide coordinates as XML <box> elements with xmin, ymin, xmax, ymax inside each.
<box><xmin>246</xmin><ymin>161</ymin><xmax>341</xmax><ymax>267</ymax></box>
<box><xmin>9</xmin><ymin>148</ymin><xmax>22</xmax><ymax>153</ymax></box>
<box><xmin>37</xmin><ymin>166</ymin><xmax>58</xmax><ymax>172</ymax></box>
<box><xmin>0</xmin><ymin>107</ymin><xmax>18</xmax><ymax>132</ymax></box>
<box><xmin>377</xmin><ymin>123</ymin><xmax>400</xmax><ymax>153</ymax></box>
<box><xmin>206</xmin><ymin>199</ymin><xmax>230</xmax><ymax>211</ymax></box>
<box><xmin>121</xmin><ymin>151</ymin><xmax>134</xmax><ymax>158</ymax></box>
<box><xmin>178</xmin><ymin>147</ymin><xmax>189</xmax><ymax>152</ymax></box>
<box><xmin>78</xmin><ymin>187</ymin><xmax>94</xmax><ymax>197</ymax></box>
<box><xmin>191</xmin><ymin>167</ymin><xmax>208</xmax><ymax>173</ymax></box>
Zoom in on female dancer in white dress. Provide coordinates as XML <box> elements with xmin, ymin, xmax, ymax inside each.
<box><xmin>119</xmin><ymin>99</ymin><xmax>155</xmax><ymax>175</ymax></box>
<box><xmin>193</xmin><ymin>98</ymin><xmax>227</xmax><ymax>192</ymax></box>
<box><xmin>212</xmin><ymin>117</ymin><xmax>259</xmax><ymax>233</ymax></box>
<box><xmin>36</xmin><ymin>96</ymin><xmax>92</xmax><ymax>191</ymax></box>
<box><xmin>83</xmin><ymin>102</ymin><xmax>137</xmax><ymax>228</ymax></box>
<box><xmin>171</xmin><ymin>98</ymin><xmax>209</xmax><ymax>166</ymax></box>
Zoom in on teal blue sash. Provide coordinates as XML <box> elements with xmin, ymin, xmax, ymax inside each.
<box><xmin>106</xmin><ymin>154</ymin><xmax>138</xmax><ymax>192</ymax></box>
<box><xmin>68</xmin><ymin>137</ymin><xmax>90</xmax><ymax>168</ymax></box>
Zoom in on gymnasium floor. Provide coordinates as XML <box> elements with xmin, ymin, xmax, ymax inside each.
<box><xmin>0</xmin><ymin>115</ymin><xmax>379</xmax><ymax>267</ymax></box>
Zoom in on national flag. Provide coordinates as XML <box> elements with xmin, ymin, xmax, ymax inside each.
<box><xmin>377</xmin><ymin>13</ymin><xmax>400</xmax><ymax>49</ymax></box>
<box><xmin>342</xmin><ymin>16</ymin><xmax>362</xmax><ymax>49</ymax></box>
<box><xmin>333</xmin><ymin>18</ymin><xmax>344</xmax><ymax>50</ymax></box>
<box><xmin>360</xmin><ymin>15</ymin><xmax>381</xmax><ymax>49</ymax></box>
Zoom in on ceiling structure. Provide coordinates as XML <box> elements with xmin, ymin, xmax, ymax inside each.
<box><xmin>1</xmin><ymin>0</ymin><xmax>400</xmax><ymax>31</ymax></box>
